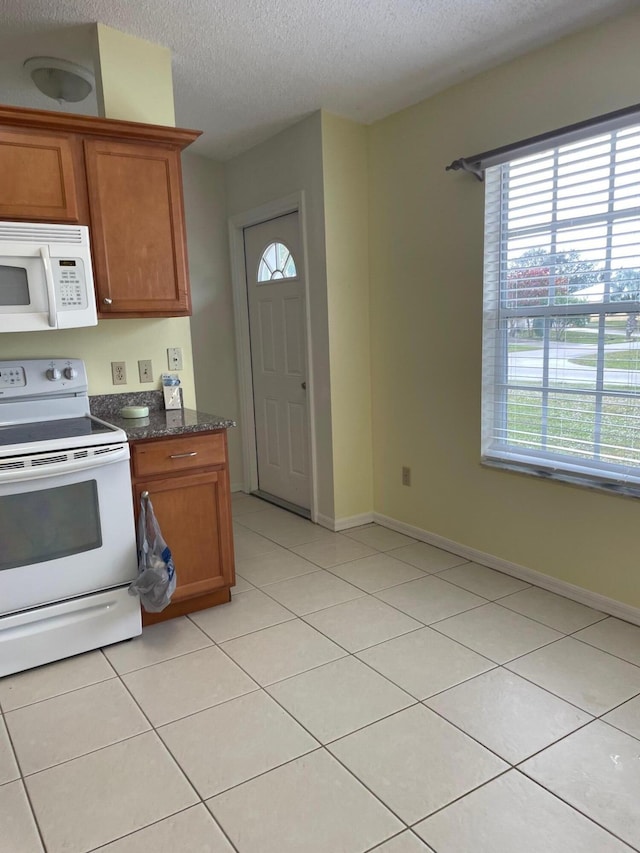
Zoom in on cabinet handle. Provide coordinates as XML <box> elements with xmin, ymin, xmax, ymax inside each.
<box><xmin>170</xmin><ymin>451</ymin><xmax>198</xmax><ymax>459</ymax></box>
<box><xmin>103</xmin><ymin>297</ymin><xmax>113</xmax><ymax>305</ymax></box>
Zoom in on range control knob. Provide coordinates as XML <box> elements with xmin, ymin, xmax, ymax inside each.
<box><xmin>46</xmin><ymin>367</ymin><xmax>62</xmax><ymax>381</ymax></box>
<box><xmin>63</xmin><ymin>366</ymin><xmax>78</xmax><ymax>380</ymax></box>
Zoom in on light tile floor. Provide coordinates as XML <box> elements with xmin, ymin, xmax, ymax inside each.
<box><xmin>2</xmin><ymin>495</ymin><xmax>640</xmax><ymax>852</ymax></box>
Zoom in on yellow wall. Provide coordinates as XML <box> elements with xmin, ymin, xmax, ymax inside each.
<box><xmin>368</xmin><ymin>8</ymin><xmax>640</xmax><ymax>606</ymax></box>
<box><xmin>321</xmin><ymin>113</ymin><xmax>373</xmax><ymax>520</ymax></box>
<box><xmin>0</xmin><ymin>320</ymin><xmax>196</xmax><ymax>408</ymax></box>
<box><xmin>93</xmin><ymin>23</ymin><xmax>175</xmax><ymax>127</ymax></box>
<box><xmin>0</xmin><ymin>25</ymin><xmax>196</xmax><ymax>409</ymax></box>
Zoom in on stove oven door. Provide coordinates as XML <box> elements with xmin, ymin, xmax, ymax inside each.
<box><xmin>0</xmin><ymin>444</ymin><xmax>138</xmax><ymax>616</ymax></box>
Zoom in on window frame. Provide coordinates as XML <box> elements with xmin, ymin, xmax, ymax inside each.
<box><xmin>481</xmin><ymin>127</ymin><xmax>640</xmax><ymax>496</ymax></box>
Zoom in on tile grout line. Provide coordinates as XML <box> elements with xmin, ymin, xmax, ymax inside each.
<box><xmin>0</xmin><ymin>671</ymin><xmax>120</xmax><ymax>714</ymax></box>
<box><xmin>195</xmin><ymin>540</ymin><xmax>640</xmax><ymax>731</ymax></box>
<box><xmin>236</xmin><ymin>557</ymin><xmax>640</xmax><ymax>686</ymax></box>
<box><xmin>568</xmin><ymin>632</ymin><xmax>640</xmax><ymax>668</ymax></box>
<box><xmin>146</xmin><ymin>628</ymin><xmax>425</xmax><ymax>842</ymax></box>
<box><xmin>421</xmin><ymin>685</ymin><xmax>596</xmax><ymax>766</ymax></box>
<box><xmin>83</xmin><ymin>803</ymin><xmax>235</xmax><ymax>853</ymax></box>
<box><xmin>514</xmin><ymin>766</ymin><xmax>640</xmax><ymax>853</ymax></box>
<box><xmin>500</xmin><ymin>653</ymin><xmax>640</xmax><ymax>717</ymax></box>
<box><xmin>208</xmin><ymin>625</ymin><xmax>529</xmax><ymax>837</ymax></box>
<box><xmin>239</xmin><ymin>517</ymin><xmax>632</xmax><ymax>644</ymax></box>
<box><xmin>420</xmin><ymin>660</ymin><xmax>598</xmax><ymax>718</ymax></box>
<box><xmin>106</xmin><ymin>637</ymin><xmax>218</xmax><ymax>677</ymax></box>
<box><xmin>204</xmin><ymin>629</ymin><xmax>420</xmax><ymax>828</ymax></box>
<box><xmin>112</xmin><ymin>671</ymin><xmax>245</xmax><ymax>853</ymax></box>
<box><xmin>2</xmin><ymin>712</ymin><xmax>49</xmax><ymax>852</ymax></box>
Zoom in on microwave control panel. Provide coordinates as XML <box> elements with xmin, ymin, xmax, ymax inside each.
<box><xmin>54</xmin><ymin>259</ymin><xmax>88</xmax><ymax>310</ymax></box>
<box><xmin>0</xmin><ymin>367</ymin><xmax>26</xmax><ymax>388</ymax></box>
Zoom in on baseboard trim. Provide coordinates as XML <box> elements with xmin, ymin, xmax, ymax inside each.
<box><xmin>372</xmin><ymin>512</ymin><xmax>640</xmax><ymax>627</ymax></box>
<box><xmin>316</xmin><ymin>512</ymin><xmax>375</xmax><ymax>532</ymax></box>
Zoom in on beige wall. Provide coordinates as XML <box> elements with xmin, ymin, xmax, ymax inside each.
<box><xmin>182</xmin><ymin>152</ymin><xmax>242</xmax><ymax>485</ymax></box>
<box><xmin>321</xmin><ymin>113</ymin><xmax>373</xmax><ymax>520</ymax></box>
<box><xmin>0</xmin><ymin>26</ymin><xmax>198</xmax><ymax>408</ymax></box>
<box><xmin>225</xmin><ymin>112</ymin><xmax>336</xmax><ymax>519</ymax></box>
<box><xmin>368</xmin><ymin>8</ymin><xmax>640</xmax><ymax>607</ymax></box>
<box><xmin>93</xmin><ymin>23</ymin><xmax>175</xmax><ymax>126</ymax></box>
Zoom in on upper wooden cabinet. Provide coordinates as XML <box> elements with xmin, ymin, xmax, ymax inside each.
<box><xmin>0</xmin><ymin>105</ymin><xmax>200</xmax><ymax>318</ymax></box>
<box><xmin>0</xmin><ymin>128</ymin><xmax>81</xmax><ymax>222</ymax></box>
<box><xmin>85</xmin><ymin>139</ymin><xmax>190</xmax><ymax>316</ymax></box>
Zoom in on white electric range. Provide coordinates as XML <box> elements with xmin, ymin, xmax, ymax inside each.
<box><xmin>0</xmin><ymin>358</ymin><xmax>141</xmax><ymax>677</ymax></box>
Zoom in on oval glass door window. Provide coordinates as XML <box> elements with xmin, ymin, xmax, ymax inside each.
<box><xmin>257</xmin><ymin>241</ymin><xmax>297</xmax><ymax>282</ymax></box>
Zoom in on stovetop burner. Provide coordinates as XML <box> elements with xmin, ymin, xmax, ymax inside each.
<box><xmin>0</xmin><ymin>416</ymin><xmax>118</xmax><ymax>448</ymax></box>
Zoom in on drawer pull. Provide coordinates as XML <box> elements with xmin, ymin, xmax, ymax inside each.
<box><xmin>169</xmin><ymin>451</ymin><xmax>198</xmax><ymax>459</ymax></box>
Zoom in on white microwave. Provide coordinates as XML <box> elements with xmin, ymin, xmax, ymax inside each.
<box><xmin>0</xmin><ymin>221</ymin><xmax>98</xmax><ymax>332</ymax></box>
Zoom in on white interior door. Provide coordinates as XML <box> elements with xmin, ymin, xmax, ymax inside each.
<box><xmin>243</xmin><ymin>212</ymin><xmax>311</xmax><ymax>510</ymax></box>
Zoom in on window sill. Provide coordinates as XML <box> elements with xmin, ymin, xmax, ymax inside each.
<box><xmin>481</xmin><ymin>456</ymin><xmax>640</xmax><ymax>500</ymax></box>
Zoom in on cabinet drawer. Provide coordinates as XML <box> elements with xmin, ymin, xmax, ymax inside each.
<box><xmin>132</xmin><ymin>433</ymin><xmax>226</xmax><ymax>477</ymax></box>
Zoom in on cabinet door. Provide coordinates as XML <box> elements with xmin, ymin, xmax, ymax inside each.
<box><xmin>0</xmin><ymin>128</ymin><xmax>80</xmax><ymax>222</ymax></box>
<box><xmin>133</xmin><ymin>470</ymin><xmax>234</xmax><ymax>602</ymax></box>
<box><xmin>84</xmin><ymin>138</ymin><xmax>191</xmax><ymax>317</ymax></box>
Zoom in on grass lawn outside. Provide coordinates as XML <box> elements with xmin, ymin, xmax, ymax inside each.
<box><xmin>510</xmin><ymin>331</ymin><xmax>620</xmax><ymax>345</ymax></box>
<box><xmin>571</xmin><ymin>349</ymin><xmax>640</xmax><ymax>370</ymax></box>
<box><xmin>508</xmin><ymin>343</ymin><xmax>542</xmax><ymax>352</ymax></box>
<box><xmin>506</xmin><ymin>387</ymin><xmax>640</xmax><ymax>463</ymax></box>
<box><xmin>556</xmin><ymin>330</ymin><xmax>620</xmax><ymax>344</ymax></box>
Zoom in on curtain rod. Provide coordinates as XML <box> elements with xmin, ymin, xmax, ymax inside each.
<box><xmin>445</xmin><ymin>101</ymin><xmax>640</xmax><ymax>182</ymax></box>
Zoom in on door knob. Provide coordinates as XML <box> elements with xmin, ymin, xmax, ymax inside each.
<box><xmin>301</xmin><ymin>381</ymin><xmax>307</xmax><ymax>390</ymax></box>
<box><xmin>103</xmin><ymin>297</ymin><xmax>113</xmax><ymax>305</ymax></box>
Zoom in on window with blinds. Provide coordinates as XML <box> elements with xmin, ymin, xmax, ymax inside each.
<box><xmin>482</xmin><ymin>123</ymin><xmax>640</xmax><ymax>493</ymax></box>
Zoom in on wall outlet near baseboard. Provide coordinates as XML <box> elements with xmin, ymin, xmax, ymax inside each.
<box><xmin>402</xmin><ymin>466</ymin><xmax>411</xmax><ymax>486</ymax></box>
<box><xmin>111</xmin><ymin>361</ymin><xmax>127</xmax><ymax>385</ymax></box>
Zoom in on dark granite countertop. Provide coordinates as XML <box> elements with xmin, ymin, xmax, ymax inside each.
<box><xmin>90</xmin><ymin>391</ymin><xmax>236</xmax><ymax>441</ymax></box>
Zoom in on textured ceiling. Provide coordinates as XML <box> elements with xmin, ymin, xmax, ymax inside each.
<box><xmin>0</xmin><ymin>0</ymin><xmax>636</xmax><ymax>159</ymax></box>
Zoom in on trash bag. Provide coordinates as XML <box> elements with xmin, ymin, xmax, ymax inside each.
<box><xmin>129</xmin><ymin>494</ymin><xmax>177</xmax><ymax>612</ymax></box>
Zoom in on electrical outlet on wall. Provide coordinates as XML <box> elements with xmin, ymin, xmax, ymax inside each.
<box><xmin>402</xmin><ymin>466</ymin><xmax>411</xmax><ymax>486</ymax></box>
<box><xmin>167</xmin><ymin>347</ymin><xmax>183</xmax><ymax>370</ymax></box>
<box><xmin>138</xmin><ymin>359</ymin><xmax>153</xmax><ymax>382</ymax></box>
<box><xmin>111</xmin><ymin>362</ymin><xmax>127</xmax><ymax>385</ymax></box>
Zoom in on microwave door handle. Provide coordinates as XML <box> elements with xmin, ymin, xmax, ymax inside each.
<box><xmin>39</xmin><ymin>246</ymin><xmax>58</xmax><ymax>328</ymax></box>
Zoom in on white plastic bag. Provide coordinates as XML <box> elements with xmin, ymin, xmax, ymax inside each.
<box><xmin>129</xmin><ymin>493</ymin><xmax>177</xmax><ymax>612</ymax></box>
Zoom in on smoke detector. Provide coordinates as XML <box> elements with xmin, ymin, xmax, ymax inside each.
<box><xmin>23</xmin><ymin>57</ymin><xmax>94</xmax><ymax>103</ymax></box>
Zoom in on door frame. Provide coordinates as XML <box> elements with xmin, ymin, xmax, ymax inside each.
<box><xmin>228</xmin><ymin>192</ymin><xmax>318</xmax><ymax>521</ymax></box>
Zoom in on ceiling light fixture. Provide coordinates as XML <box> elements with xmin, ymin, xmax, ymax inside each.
<box><xmin>23</xmin><ymin>56</ymin><xmax>94</xmax><ymax>103</ymax></box>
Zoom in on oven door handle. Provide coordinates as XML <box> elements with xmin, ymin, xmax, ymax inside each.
<box><xmin>0</xmin><ymin>445</ymin><xmax>130</xmax><ymax>484</ymax></box>
<box><xmin>40</xmin><ymin>246</ymin><xmax>58</xmax><ymax>329</ymax></box>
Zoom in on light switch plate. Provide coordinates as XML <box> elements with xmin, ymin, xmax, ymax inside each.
<box><xmin>138</xmin><ymin>359</ymin><xmax>153</xmax><ymax>382</ymax></box>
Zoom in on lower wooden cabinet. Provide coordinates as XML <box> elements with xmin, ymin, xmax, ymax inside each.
<box><xmin>130</xmin><ymin>430</ymin><xmax>235</xmax><ymax>625</ymax></box>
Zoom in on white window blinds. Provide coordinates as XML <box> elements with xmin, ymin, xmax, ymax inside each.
<box><xmin>482</xmin><ymin>122</ymin><xmax>640</xmax><ymax>493</ymax></box>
